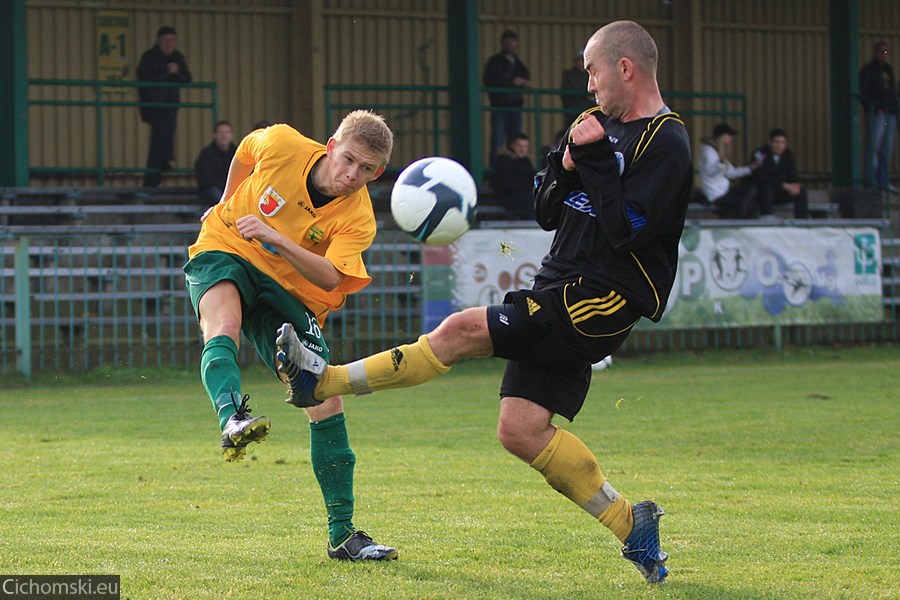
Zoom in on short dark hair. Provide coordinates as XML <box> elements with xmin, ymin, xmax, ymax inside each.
<box><xmin>501</xmin><ymin>29</ymin><xmax>518</xmax><ymax>41</ymax></box>
<box><xmin>769</xmin><ymin>128</ymin><xmax>787</xmax><ymax>140</ymax></box>
<box><xmin>157</xmin><ymin>26</ymin><xmax>176</xmax><ymax>37</ymax></box>
<box><xmin>713</xmin><ymin>123</ymin><xmax>737</xmax><ymax>138</ymax></box>
<box><xmin>508</xmin><ymin>132</ymin><xmax>529</xmax><ymax>145</ymax></box>
<box><xmin>214</xmin><ymin>120</ymin><xmax>232</xmax><ymax>131</ymax></box>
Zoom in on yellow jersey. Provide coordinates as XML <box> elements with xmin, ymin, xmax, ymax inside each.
<box><xmin>188</xmin><ymin>124</ymin><xmax>376</xmax><ymax>321</ymax></box>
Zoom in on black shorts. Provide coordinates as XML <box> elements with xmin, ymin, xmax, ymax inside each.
<box><xmin>486</xmin><ymin>280</ymin><xmax>640</xmax><ymax>421</ymax></box>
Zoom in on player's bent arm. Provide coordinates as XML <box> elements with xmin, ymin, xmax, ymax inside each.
<box><xmin>534</xmin><ymin>151</ymin><xmax>580</xmax><ymax>231</ymax></box>
<box><xmin>234</xmin><ymin>215</ymin><xmax>346</xmax><ymax>291</ymax></box>
<box><xmin>220</xmin><ymin>155</ymin><xmax>255</xmax><ymax>204</ymax></box>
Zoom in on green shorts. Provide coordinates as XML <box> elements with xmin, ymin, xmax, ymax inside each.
<box><xmin>183</xmin><ymin>250</ymin><xmax>329</xmax><ymax>373</ymax></box>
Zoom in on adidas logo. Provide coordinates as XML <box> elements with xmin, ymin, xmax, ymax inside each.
<box><xmin>526</xmin><ymin>297</ymin><xmax>541</xmax><ymax>315</ymax></box>
<box><xmin>390</xmin><ymin>348</ymin><xmax>404</xmax><ymax>371</ymax></box>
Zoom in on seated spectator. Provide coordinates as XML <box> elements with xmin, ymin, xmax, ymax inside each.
<box><xmin>194</xmin><ymin>120</ymin><xmax>236</xmax><ymax>206</ymax></box>
<box><xmin>491</xmin><ymin>132</ymin><xmax>536</xmax><ymax>220</ymax></box>
<box><xmin>751</xmin><ymin>128</ymin><xmax>809</xmax><ymax>219</ymax></box>
<box><xmin>697</xmin><ymin>123</ymin><xmax>759</xmax><ymax>218</ymax></box>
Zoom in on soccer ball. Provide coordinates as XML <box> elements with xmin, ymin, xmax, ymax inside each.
<box><xmin>390</xmin><ymin>157</ymin><xmax>477</xmax><ymax>246</ymax></box>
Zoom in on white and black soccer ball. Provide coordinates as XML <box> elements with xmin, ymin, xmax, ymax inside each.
<box><xmin>390</xmin><ymin>157</ymin><xmax>478</xmax><ymax>246</ymax></box>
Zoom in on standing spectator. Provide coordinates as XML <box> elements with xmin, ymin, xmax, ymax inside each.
<box><xmin>860</xmin><ymin>41</ymin><xmax>898</xmax><ymax>190</ymax></box>
<box><xmin>490</xmin><ymin>132</ymin><xmax>536</xmax><ymax>220</ymax></box>
<box><xmin>559</xmin><ymin>51</ymin><xmax>593</xmax><ymax>128</ymax></box>
<box><xmin>137</xmin><ymin>26</ymin><xmax>192</xmax><ymax>187</ymax></box>
<box><xmin>697</xmin><ymin>123</ymin><xmax>759</xmax><ymax>218</ymax></box>
<box><xmin>194</xmin><ymin>120</ymin><xmax>237</xmax><ymax>207</ymax></box>
<box><xmin>751</xmin><ymin>128</ymin><xmax>809</xmax><ymax>219</ymax></box>
<box><xmin>483</xmin><ymin>30</ymin><xmax>531</xmax><ymax>166</ymax></box>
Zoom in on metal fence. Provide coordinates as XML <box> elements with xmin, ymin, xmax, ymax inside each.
<box><xmin>324</xmin><ymin>84</ymin><xmax>748</xmax><ymax>182</ymax></box>
<box><xmin>0</xmin><ymin>224</ymin><xmax>423</xmax><ymax>378</ymax></box>
<box><xmin>1</xmin><ymin>213</ymin><xmax>897</xmax><ymax>380</ymax></box>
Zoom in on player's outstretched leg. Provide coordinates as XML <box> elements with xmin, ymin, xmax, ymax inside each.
<box><xmin>276</xmin><ymin>322</ymin><xmax>326</xmax><ymax>408</ymax></box>
<box><xmin>327</xmin><ymin>530</ymin><xmax>398</xmax><ymax>562</ymax></box>
<box><xmin>621</xmin><ymin>501</ymin><xmax>668</xmax><ymax>583</ymax></box>
<box><xmin>220</xmin><ymin>394</ymin><xmax>271</xmax><ymax>462</ymax></box>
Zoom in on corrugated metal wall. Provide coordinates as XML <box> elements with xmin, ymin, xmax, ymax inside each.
<box><xmin>27</xmin><ymin>0</ymin><xmax>294</xmax><ymax>186</ymax></box>
<box><xmin>23</xmin><ymin>0</ymin><xmax>900</xmax><ymax>187</ymax></box>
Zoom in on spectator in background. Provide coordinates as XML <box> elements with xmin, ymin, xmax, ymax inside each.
<box><xmin>751</xmin><ymin>128</ymin><xmax>809</xmax><ymax>219</ymax></box>
<box><xmin>491</xmin><ymin>132</ymin><xmax>536</xmax><ymax>220</ymax></box>
<box><xmin>859</xmin><ymin>41</ymin><xmax>898</xmax><ymax>190</ymax></box>
<box><xmin>194</xmin><ymin>120</ymin><xmax>237</xmax><ymax>207</ymax></box>
<box><xmin>697</xmin><ymin>123</ymin><xmax>759</xmax><ymax>218</ymax></box>
<box><xmin>559</xmin><ymin>51</ymin><xmax>594</xmax><ymax>128</ymax></box>
<box><xmin>137</xmin><ymin>26</ymin><xmax>192</xmax><ymax>187</ymax></box>
<box><xmin>483</xmin><ymin>30</ymin><xmax>531</xmax><ymax>166</ymax></box>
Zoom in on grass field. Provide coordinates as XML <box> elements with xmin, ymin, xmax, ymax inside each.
<box><xmin>2</xmin><ymin>346</ymin><xmax>898</xmax><ymax>599</ymax></box>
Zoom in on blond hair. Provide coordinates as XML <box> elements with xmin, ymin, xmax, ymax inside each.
<box><xmin>333</xmin><ymin>110</ymin><xmax>394</xmax><ymax>167</ymax></box>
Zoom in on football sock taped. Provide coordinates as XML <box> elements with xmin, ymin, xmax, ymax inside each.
<box><xmin>315</xmin><ymin>335</ymin><xmax>450</xmax><ymax>398</ymax></box>
<box><xmin>530</xmin><ymin>426</ymin><xmax>634</xmax><ymax>542</ymax></box>
<box><xmin>200</xmin><ymin>335</ymin><xmax>242</xmax><ymax>430</ymax></box>
<box><xmin>309</xmin><ymin>413</ymin><xmax>356</xmax><ymax>547</ymax></box>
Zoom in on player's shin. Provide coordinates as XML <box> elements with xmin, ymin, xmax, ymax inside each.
<box><xmin>201</xmin><ymin>335</ymin><xmax>243</xmax><ymax>429</ymax></box>
<box><xmin>309</xmin><ymin>412</ymin><xmax>356</xmax><ymax>547</ymax></box>
<box><xmin>315</xmin><ymin>335</ymin><xmax>450</xmax><ymax>398</ymax></box>
<box><xmin>529</xmin><ymin>427</ymin><xmax>634</xmax><ymax>542</ymax></box>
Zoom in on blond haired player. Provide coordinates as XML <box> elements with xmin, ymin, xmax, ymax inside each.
<box><xmin>183</xmin><ymin>111</ymin><xmax>398</xmax><ymax>561</ymax></box>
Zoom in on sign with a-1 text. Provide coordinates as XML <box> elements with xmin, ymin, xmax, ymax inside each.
<box><xmin>97</xmin><ymin>10</ymin><xmax>130</xmax><ymax>91</ymax></box>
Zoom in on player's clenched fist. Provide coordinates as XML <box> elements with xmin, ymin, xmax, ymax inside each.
<box><xmin>237</xmin><ymin>214</ymin><xmax>281</xmax><ymax>245</ymax></box>
<box><xmin>563</xmin><ymin>114</ymin><xmax>607</xmax><ymax>171</ymax></box>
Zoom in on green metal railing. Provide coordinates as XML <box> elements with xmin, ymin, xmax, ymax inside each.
<box><xmin>0</xmin><ymin>225</ymin><xmax>422</xmax><ymax>378</ymax></box>
<box><xmin>324</xmin><ymin>84</ymin><xmax>748</xmax><ymax>178</ymax></box>
<box><xmin>27</xmin><ymin>79</ymin><xmax>218</xmax><ymax>185</ymax></box>
<box><xmin>1</xmin><ymin>218</ymin><xmax>896</xmax><ymax>379</ymax></box>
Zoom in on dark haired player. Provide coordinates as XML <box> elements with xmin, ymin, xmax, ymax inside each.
<box><xmin>277</xmin><ymin>20</ymin><xmax>692</xmax><ymax>582</ymax></box>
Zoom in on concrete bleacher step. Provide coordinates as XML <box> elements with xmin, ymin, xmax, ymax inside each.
<box><xmin>0</xmin><ymin>186</ymin><xmax>206</xmax><ymax>226</ymax></box>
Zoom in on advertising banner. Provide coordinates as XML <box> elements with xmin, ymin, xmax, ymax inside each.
<box><xmin>422</xmin><ymin>226</ymin><xmax>883</xmax><ymax>331</ymax></box>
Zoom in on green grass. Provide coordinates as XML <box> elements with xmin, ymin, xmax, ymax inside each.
<box><xmin>2</xmin><ymin>347</ymin><xmax>899</xmax><ymax>599</ymax></box>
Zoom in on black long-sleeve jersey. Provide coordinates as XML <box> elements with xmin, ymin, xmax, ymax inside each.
<box><xmin>533</xmin><ymin>107</ymin><xmax>692</xmax><ymax>322</ymax></box>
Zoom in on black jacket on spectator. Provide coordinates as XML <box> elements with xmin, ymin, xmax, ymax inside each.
<box><xmin>751</xmin><ymin>143</ymin><xmax>809</xmax><ymax>218</ymax></box>
<box><xmin>482</xmin><ymin>53</ymin><xmax>530</xmax><ymax>107</ymax></box>
<box><xmin>859</xmin><ymin>59</ymin><xmax>898</xmax><ymax>114</ymax></box>
<box><xmin>194</xmin><ymin>141</ymin><xmax>236</xmax><ymax>192</ymax></box>
<box><xmin>137</xmin><ymin>45</ymin><xmax>192</xmax><ymax>123</ymax></box>
<box><xmin>752</xmin><ymin>144</ymin><xmax>799</xmax><ymax>188</ymax></box>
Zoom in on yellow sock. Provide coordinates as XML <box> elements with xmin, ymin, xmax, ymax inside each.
<box><xmin>530</xmin><ymin>427</ymin><xmax>634</xmax><ymax>542</ymax></box>
<box><xmin>314</xmin><ymin>335</ymin><xmax>450</xmax><ymax>398</ymax></box>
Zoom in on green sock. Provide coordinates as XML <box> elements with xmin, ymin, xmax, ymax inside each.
<box><xmin>310</xmin><ymin>413</ymin><xmax>356</xmax><ymax>547</ymax></box>
<box><xmin>200</xmin><ymin>335</ymin><xmax>242</xmax><ymax>430</ymax></box>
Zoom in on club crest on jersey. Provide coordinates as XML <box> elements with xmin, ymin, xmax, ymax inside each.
<box><xmin>259</xmin><ymin>186</ymin><xmax>286</xmax><ymax>217</ymax></box>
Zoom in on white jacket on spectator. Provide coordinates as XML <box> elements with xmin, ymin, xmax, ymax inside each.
<box><xmin>697</xmin><ymin>140</ymin><xmax>751</xmax><ymax>202</ymax></box>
